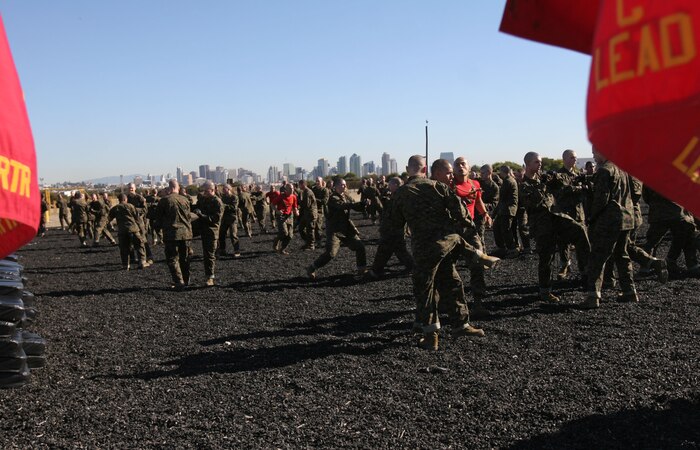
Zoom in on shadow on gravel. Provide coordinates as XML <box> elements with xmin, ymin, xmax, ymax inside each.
<box><xmin>227</xmin><ymin>274</ymin><xmax>364</xmax><ymax>292</ymax></box>
<box><xmin>39</xmin><ymin>286</ymin><xmax>145</xmax><ymax>298</ymax></box>
<box><xmin>509</xmin><ymin>396</ymin><xmax>700</xmax><ymax>449</ymax></box>
<box><xmin>200</xmin><ymin>309</ymin><xmax>411</xmax><ymax>346</ymax></box>
<box><xmin>98</xmin><ymin>309</ymin><xmax>410</xmax><ymax>380</ymax></box>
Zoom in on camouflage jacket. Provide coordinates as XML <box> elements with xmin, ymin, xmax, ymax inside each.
<box><xmin>588</xmin><ymin>160</ymin><xmax>634</xmax><ymax>232</ymax></box>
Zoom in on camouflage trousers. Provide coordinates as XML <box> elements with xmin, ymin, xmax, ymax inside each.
<box><xmin>218</xmin><ymin>218</ymin><xmax>240</xmax><ymax>254</ymax></box>
<box><xmin>493</xmin><ymin>214</ymin><xmax>516</xmax><ymax>250</ymax></box>
<box><xmin>371</xmin><ymin>234</ymin><xmax>413</xmax><ymax>274</ymax></box>
<box><xmin>201</xmin><ymin>231</ymin><xmax>218</xmax><ymax>279</ymax></box>
<box><xmin>312</xmin><ymin>232</ymin><xmax>366</xmax><ymax>270</ymax></box>
<box><xmin>118</xmin><ymin>231</ymin><xmax>145</xmax><ymax>268</ymax></box>
<box><xmin>164</xmin><ymin>240</ymin><xmax>191</xmax><ymax>285</ymax></box>
<box><xmin>533</xmin><ymin>215</ymin><xmax>590</xmax><ymax>291</ymax></box>
<box><xmin>274</xmin><ymin>215</ymin><xmax>294</xmax><ymax>251</ymax></box>
<box><xmin>586</xmin><ymin>228</ymin><xmax>634</xmax><ymax>297</ymax></box>
<box><xmin>644</xmin><ymin>219</ymin><xmax>697</xmax><ymax>269</ymax></box>
<box><xmin>93</xmin><ymin>217</ymin><xmax>114</xmax><ymax>244</ymax></box>
<box><xmin>298</xmin><ymin>213</ymin><xmax>317</xmax><ymax>248</ymax></box>
<box><xmin>412</xmin><ymin>234</ymin><xmax>471</xmax><ymax>333</ymax></box>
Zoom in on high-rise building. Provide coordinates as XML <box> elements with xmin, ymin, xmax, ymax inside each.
<box><xmin>283</xmin><ymin>163</ymin><xmax>295</xmax><ymax>178</ymax></box>
<box><xmin>349</xmin><ymin>153</ymin><xmax>361</xmax><ymax>177</ymax></box>
<box><xmin>295</xmin><ymin>167</ymin><xmax>306</xmax><ymax>181</ymax></box>
<box><xmin>337</xmin><ymin>156</ymin><xmax>347</xmax><ymax>175</ymax></box>
<box><xmin>189</xmin><ymin>171</ymin><xmax>198</xmax><ymax>183</ymax></box>
<box><xmin>362</xmin><ymin>161</ymin><xmax>375</xmax><ymax>177</ymax></box>
<box><xmin>439</xmin><ymin>152</ymin><xmax>455</xmax><ymax>166</ymax></box>
<box><xmin>317</xmin><ymin>158</ymin><xmax>329</xmax><ymax>177</ymax></box>
<box><xmin>268</xmin><ymin>166</ymin><xmax>279</xmax><ymax>184</ymax></box>
<box><xmin>390</xmin><ymin>159</ymin><xmax>398</xmax><ymax>175</ymax></box>
<box><xmin>184</xmin><ymin>173</ymin><xmax>193</xmax><ymax>186</ymax></box>
<box><xmin>381</xmin><ymin>152</ymin><xmax>391</xmax><ymax>176</ymax></box>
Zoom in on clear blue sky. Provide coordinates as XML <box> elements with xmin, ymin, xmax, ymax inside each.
<box><xmin>1</xmin><ymin>1</ymin><xmax>592</xmax><ymax>184</ymax></box>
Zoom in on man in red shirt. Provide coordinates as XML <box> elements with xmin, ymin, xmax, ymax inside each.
<box><xmin>451</xmin><ymin>156</ymin><xmax>494</xmax><ymax>318</ymax></box>
<box><xmin>272</xmin><ymin>184</ymin><xmax>298</xmax><ymax>255</ymax></box>
<box><xmin>265</xmin><ymin>185</ymin><xmax>279</xmax><ymax>230</ymax></box>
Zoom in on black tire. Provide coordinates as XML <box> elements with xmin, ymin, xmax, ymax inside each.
<box><xmin>0</xmin><ymin>331</ymin><xmax>22</xmax><ymax>357</ymax></box>
<box><xmin>0</xmin><ymin>321</ymin><xmax>17</xmax><ymax>338</ymax></box>
<box><xmin>0</xmin><ymin>293</ymin><xmax>25</xmax><ymax>323</ymax></box>
<box><xmin>0</xmin><ymin>360</ymin><xmax>30</xmax><ymax>388</ymax></box>
<box><xmin>27</xmin><ymin>355</ymin><xmax>45</xmax><ymax>369</ymax></box>
<box><xmin>21</xmin><ymin>331</ymin><xmax>46</xmax><ymax>356</ymax></box>
<box><xmin>0</xmin><ymin>348</ymin><xmax>27</xmax><ymax>372</ymax></box>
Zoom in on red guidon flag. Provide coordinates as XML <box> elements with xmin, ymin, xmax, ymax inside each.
<box><xmin>587</xmin><ymin>0</ymin><xmax>700</xmax><ymax>218</ymax></box>
<box><xmin>0</xmin><ymin>15</ymin><xmax>39</xmax><ymax>258</ymax></box>
<box><xmin>500</xmin><ymin>0</ymin><xmax>700</xmax><ymax>218</ymax></box>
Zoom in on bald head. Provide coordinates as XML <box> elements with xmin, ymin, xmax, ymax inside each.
<box><xmin>406</xmin><ymin>155</ymin><xmax>426</xmax><ymax>177</ymax></box>
<box><xmin>431</xmin><ymin>159</ymin><xmax>454</xmax><ymax>185</ymax></box>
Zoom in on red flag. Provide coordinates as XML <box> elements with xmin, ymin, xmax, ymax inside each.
<box><xmin>587</xmin><ymin>0</ymin><xmax>700</xmax><ymax>217</ymax></box>
<box><xmin>0</xmin><ymin>15</ymin><xmax>39</xmax><ymax>258</ymax></box>
<box><xmin>499</xmin><ymin>0</ymin><xmax>601</xmax><ymax>55</ymax></box>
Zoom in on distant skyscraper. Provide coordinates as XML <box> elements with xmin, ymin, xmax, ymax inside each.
<box><xmin>439</xmin><ymin>152</ymin><xmax>455</xmax><ymax>166</ymax></box>
<box><xmin>381</xmin><ymin>152</ymin><xmax>391</xmax><ymax>176</ymax></box>
<box><xmin>184</xmin><ymin>173</ymin><xmax>193</xmax><ymax>186</ymax></box>
<box><xmin>349</xmin><ymin>153</ymin><xmax>361</xmax><ymax>177</ymax></box>
<box><xmin>283</xmin><ymin>163</ymin><xmax>295</xmax><ymax>177</ymax></box>
<box><xmin>317</xmin><ymin>158</ymin><xmax>329</xmax><ymax>177</ymax></box>
<box><xmin>390</xmin><ymin>159</ymin><xmax>398</xmax><ymax>175</ymax></box>
<box><xmin>268</xmin><ymin>166</ymin><xmax>279</xmax><ymax>183</ymax></box>
<box><xmin>362</xmin><ymin>161</ymin><xmax>375</xmax><ymax>177</ymax></box>
<box><xmin>189</xmin><ymin>171</ymin><xmax>197</xmax><ymax>183</ymax></box>
<box><xmin>337</xmin><ymin>156</ymin><xmax>347</xmax><ymax>175</ymax></box>
<box><xmin>199</xmin><ymin>165</ymin><xmax>210</xmax><ymax>180</ymax></box>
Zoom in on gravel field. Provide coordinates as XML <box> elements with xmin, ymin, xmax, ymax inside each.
<box><xmin>1</xmin><ymin>213</ymin><xmax>698</xmax><ymax>448</ymax></box>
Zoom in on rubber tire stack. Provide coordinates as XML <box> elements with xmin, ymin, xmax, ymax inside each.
<box><xmin>0</xmin><ymin>254</ymin><xmax>46</xmax><ymax>389</ymax></box>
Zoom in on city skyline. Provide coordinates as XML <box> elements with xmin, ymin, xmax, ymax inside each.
<box><xmin>4</xmin><ymin>2</ymin><xmax>592</xmax><ymax>184</ymax></box>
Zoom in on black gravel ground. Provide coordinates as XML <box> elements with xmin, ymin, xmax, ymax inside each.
<box><xmin>1</xmin><ymin>215</ymin><xmax>698</xmax><ymax>448</ymax></box>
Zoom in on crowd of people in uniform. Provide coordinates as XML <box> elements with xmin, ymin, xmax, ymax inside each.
<box><xmin>44</xmin><ymin>149</ymin><xmax>700</xmax><ymax>350</ymax></box>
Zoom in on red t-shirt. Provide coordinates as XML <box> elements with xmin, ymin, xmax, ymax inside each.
<box><xmin>266</xmin><ymin>191</ymin><xmax>279</xmax><ymax>204</ymax></box>
<box><xmin>454</xmin><ymin>179</ymin><xmax>482</xmax><ymax>219</ymax></box>
<box><xmin>274</xmin><ymin>193</ymin><xmax>297</xmax><ymax>215</ymax></box>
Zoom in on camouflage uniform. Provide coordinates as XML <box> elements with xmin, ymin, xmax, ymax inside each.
<box><xmin>642</xmin><ymin>187</ymin><xmax>698</xmax><ymax>273</ymax></box>
<box><xmin>156</xmin><ymin>193</ymin><xmax>193</xmax><ymax>287</ymax></box>
<box><xmin>91</xmin><ymin>196</ymin><xmax>115</xmax><ymax>245</ymax></box>
<box><xmin>250</xmin><ymin>189</ymin><xmax>268</xmax><ymax>234</ymax></box>
<box><xmin>390</xmin><ymin>176</ymin><xmax>485</xmax><ymax>334</ymax></box>
<box><xmin>238</xmin><ymin>188</ymin><xmax>255</xmax><ymax>237</ymax></box>
<box><xmin>195</xmin><ymin>195</ymin><xmax>223</xmax><ymax>280</ymax></box>
<box><xmin>71</xmin><ymin>196</ymin><xmax>89</xmax><ymax>246</ymax></box>
<box><xmin>298</xmin><ymin>186</ymin><xmax>318</xmax><ymax>249</ymax></box>
<box><xmin>218</xmin><ymin>191</ymin><xmax>240</xmax><ymax>256</ymax></box>
<box><xmin>370</xmin><ymin>195</ymin><xmax>413</xmax><ymax>275</ymax></box>
<box><xmin>553</xmin><ymin>166</ymin><xmax>588</xmax><ymax>274</ymax></box>
<box><xmin>493</xmin><ymin>173</ymin><xmax>518</xmax><ymax>251</ymax></box>
<box><xmin>56</xmin><ymin>195</ymin><xmax>70</xmax><ymax>230</ymax></box>
<box><xmin>310</xmin><ymin>190</ymin><xmax>366</xmax><ymax>272</ymax></box>
<box><xmin>476</xmin><ymin>176</ymin><xmax>499</xmax><ymax>240</ymax></box>
<box><xmin>585</xmin><ymin>161</ymin><xmax>636</xmax><ymax>299</ymax></box>
<box><xmin>127</xmin><ymin>192</ymin><xmax>154</xmax><ymax>262</ymax></box>
<box><xmin>108</xmin><ymin>202</ymin><xmax>146</xmax><ymax>269</ymax></box>
<box><xmin>311</xmin><ymin>184</ymin><xmax>330</xmax><ymax>240</ymax></box>
<box><xmin>625</xmin><ymin>176</ymin><xmax>656</xmax><ymax>267</ymax></box>
<box><xmin>363</xmin><ymin>183</ymin><xmax>383</xmax><ymax>223</ymax></box>
<box><xmin>520</xmin><ymin>173</ymin><xmax>591</xmax><ymax>296</ymax></box>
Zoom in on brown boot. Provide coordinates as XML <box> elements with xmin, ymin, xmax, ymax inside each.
<box><xmin>418</xmin><ymin>331</ymin><xmax>439</xmax><ymax>351</ymax></box>
<box><xmin>540</xmin><ymin>292</ymin><xmax>560</xmax><ymax>303</ymax></box>
<box><xmin>452</xmin><ymin>324</ymin><xmax>485</xmax><ymax>338</ymax></box>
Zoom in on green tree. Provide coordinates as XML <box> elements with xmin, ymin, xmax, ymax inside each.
<box><xmin>541</xmin><ymin>158</ymin><xmax>563</xmax><ymax>172</ymax></box>
<box><xmin>492</xmin><ymin>161</ymin><xmax>522</xmax><ymax>171</ymax></box>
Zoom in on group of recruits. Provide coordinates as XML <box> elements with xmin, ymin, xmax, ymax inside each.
<box><xmin>50</xmin><ymin>149</ymin><xmax>700</xmax><ymax>350</ymax></box>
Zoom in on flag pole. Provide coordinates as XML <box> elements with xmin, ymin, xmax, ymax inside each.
<box><xmin>425</xmin><ymin>120</ymin><xmax>429</xmax><ymax>177</ymax></box>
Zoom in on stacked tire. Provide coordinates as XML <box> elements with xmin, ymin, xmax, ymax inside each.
<box><xmin>0</xmin><ymin>254</ymin><xmax>46</xmax><ymax>389</ymax></box>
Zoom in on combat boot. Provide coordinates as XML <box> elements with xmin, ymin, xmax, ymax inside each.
<box><xmin>205</xmin><ymin>278</ymin><xmax>215</xmax><ymax>287</ymax></box>
<box><xmin>579</xmin><ymin>295</ymin><xmax>600</xmax><ymax>309</ymax></box>
<box><xmin>557</xmin><ymin>262</ymin><xmax>570</xmax><ymax>280</ymax></box>
<box><xmin>617</xmin><ymin>291</ymin><xmax>639</xmax><ymax>303</ymax></box>
<box><xmin>649</xmin><ymin>258</ymin><xmax>669</xmax><ymax>283</ymax></box>
<box><xmin>540</xmin><ymin>291</ymin><xmax>560</xmax><ymax>303</ymax></box>
<box><xmin>306</xmin><ymin>265</ymin><xmax>317</xmax><ymax>280</ymax></box>
<box><xmin>475</xmin><ymin>250</ymin><xmax>500</xmax><ymax>270</ymax></box>
<box><xmin>452</xmin><ymin>323</ymin><xmax>485</xmax><ymax>338</ymax></box>
<box><xmin>418</xmin><ymin>331</ymin><xmax>439</xmax><ymax>351</ymax></box>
